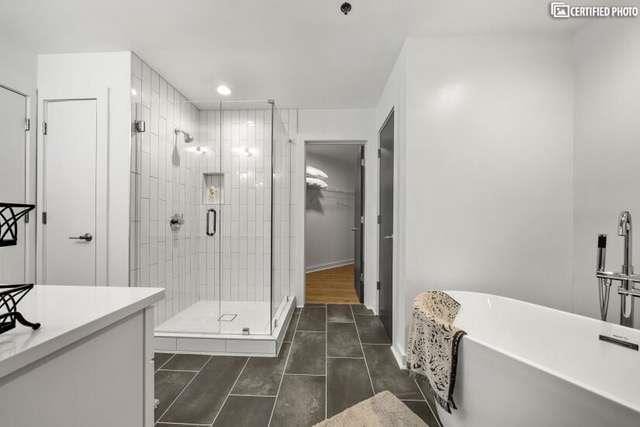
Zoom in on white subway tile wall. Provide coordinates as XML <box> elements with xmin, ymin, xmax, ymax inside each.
<box><xmin>129</xmin><ymin>54</ymin><xmax>298</xmax><ymax>328</ymax></box>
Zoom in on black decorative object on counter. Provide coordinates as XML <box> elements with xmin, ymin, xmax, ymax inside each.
<box><xmin>0</xmin><ymin>202</ymin><xmax>36</xmax><ymax>247</ymax></box>
<box><xmin>0</xmin><ymin>284</ymin><xmax>41</xmax><ymax>334</ymax></box>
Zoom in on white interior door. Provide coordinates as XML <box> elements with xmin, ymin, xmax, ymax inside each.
<box><xmin>0</xmin><ymin>85</ymin><xmax>29</xmax><ymax>283</ymax></box>
<box><xmin>42</xmin><ymin>99</ymin><xmax>97</xmax><ymax>285</ymax></box>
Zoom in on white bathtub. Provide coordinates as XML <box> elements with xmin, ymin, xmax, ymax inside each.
<box><xmin>437</xmin><ymin>291</ymin><xmax>640</xmax><ymax>427</ymax></box>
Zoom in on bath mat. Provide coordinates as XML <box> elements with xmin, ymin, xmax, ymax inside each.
<box><xmin>314</xmin><ymin>391</ymin><xmax>428</xmax><ymax>427</ymax></box>
<box><xmin>406</xmin><ymin>291</ymin><xmax>466</xmax><ymax>413</ymax></box>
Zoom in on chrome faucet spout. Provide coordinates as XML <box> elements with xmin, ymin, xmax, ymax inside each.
<box><xmin>617</xmin><ymin>211</ymin><xmax>634</xmax><ymax>327</ymax></box>
<box><xmin>618</xmin><ymin>211</ymin><xmax>632</xmax><ymax>268</ymax></box>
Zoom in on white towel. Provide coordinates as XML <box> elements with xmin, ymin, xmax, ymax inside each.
<box><xmin>406</xmin><ymin>291</ymin><xmax>465</xmax><ymax>413</ymax></box>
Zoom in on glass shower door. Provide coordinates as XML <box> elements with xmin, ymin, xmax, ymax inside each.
<box><xmin>216</xmin><ymin>100</ymin><xmax>273</xmax><ymax>335</ymax></box>
<box><xmin>198</xmin><ymin>106</ymin><xmax>224</xmax><ymax>335</ymax></box>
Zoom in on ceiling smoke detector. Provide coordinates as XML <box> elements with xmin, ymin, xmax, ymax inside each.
<box><xmin>339</xmin><ymin>2</ymin><xmax>352</xmax><ymax>15</ymax></box>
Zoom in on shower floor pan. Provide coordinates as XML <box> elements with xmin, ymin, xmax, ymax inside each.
<box><xmin>154</xmin><ymin>297</ymin><xmax>296</xmax><ymax>357</ymax></box>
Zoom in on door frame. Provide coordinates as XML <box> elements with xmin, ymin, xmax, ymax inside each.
<box><xmin>377</xmin><ymin>108</ymin><xmax>395</xmax><ymax>340</ymax></box>
<box><xmin>0</xmin><ymin>83</ymin><xmax>33</xmax><ymax>282</ymax></box>
<box><xmin>36</xmin><ymin>92</ymin><xmax>110</xmax><ymax>286</ymax></box>
<box><xmin>302</xmin><ymin>140</ymin><xmax>366</xmax><ymax>305</ymax></box>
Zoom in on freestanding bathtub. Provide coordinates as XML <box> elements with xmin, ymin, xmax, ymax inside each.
<box><xmin>436</xmin><ymin>291</ymin><xmax>640</xmax><ymax>427</ymax></box>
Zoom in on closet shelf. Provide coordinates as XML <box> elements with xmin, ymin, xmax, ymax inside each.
<box><xmin>0</xmin><ymin>203</ymin><xmax>35</xmax><ymax>247</ymax></box>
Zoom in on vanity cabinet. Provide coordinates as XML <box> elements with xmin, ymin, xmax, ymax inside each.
<box><xmin>0</xmin><ymin>286</ymin><xmax>164</xmax><ymax>427</ymax></box>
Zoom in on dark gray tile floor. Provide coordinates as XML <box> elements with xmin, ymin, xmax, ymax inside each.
<box><xmin>154</xmin><ymin>304</ymin><xmax>442</xmax><ymax>427</ymax></box>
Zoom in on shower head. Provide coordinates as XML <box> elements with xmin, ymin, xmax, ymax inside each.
<box><xmin>175</xmin><ymin>129</ymin><xmax>194</xmax><ymax>143</ymax></box>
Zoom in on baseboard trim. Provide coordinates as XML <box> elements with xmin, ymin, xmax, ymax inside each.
<box><xmin>391</xmin><ymin>344</ymin><xmax>407</xmax><ymax>370</ymax></box>
<box><xmin>305</xmin><ymin>259</ymin><xmax>354</xmax><ymax>273</ymax></box>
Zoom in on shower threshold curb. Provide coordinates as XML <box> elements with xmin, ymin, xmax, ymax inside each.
<box><xmin>154</xmin><ymin>298</ymin><xmax>296</xmax><ymax>357</ymax></box>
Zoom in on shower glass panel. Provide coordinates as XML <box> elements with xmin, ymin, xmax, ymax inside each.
<box><xmin>130</xmin><ymin>76</ymin><xmax>291</xmax><ymax>338</ymax></box>
<box><xmin>216</xmin><ymin>99</ymin><xmax>274</xmax><ymax>335</ymax></box>
<box><xmin>271</xmin><ymin>106</ymin><xmax>292</xmax><ymax>325</ymax></box>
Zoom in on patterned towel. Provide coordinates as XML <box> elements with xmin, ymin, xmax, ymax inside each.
<box><xmin>406</xmin><ymin>291</ymin><xmax>466</xmax><ymax>413</ymax></box>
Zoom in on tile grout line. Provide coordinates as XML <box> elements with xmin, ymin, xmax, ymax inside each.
<box><xmin>283</xmin><ymin>372</ymin><xmax>325</xmax><ymax>377</ymax></box>
<box><xmin>209</xmin><ymin>357</ymin><xmax>250</xmax><ymax>426</ymax></box>
<box><xmin>155</xmin><ymin>353</ymin><xmax>175</xmax><ymax>372</ymax></box>
<box><xmin>350</xmin><ymin>305</ymin><xmax>376</xmax><ymax>396</ymax></box>
<box><xmin>413</xmin><ymin>378</ymin><xmax>443</xmax><ymax>427</ymax></box>
<box><xmin>156</xmin><ymin>422</ymin><xmax>209</xmax><ymax>426</ymax></box>
<box><xmin>325</xmin><ymin>304</ymin><xmax>328</xmax><ymax>420</ymax></box>
<box><xmin>228</xmin><ymin>393</ymin><xmax>277</xmax><ymax>398</ymax></box>
<box><xmin>267</xmin><ymin>307</ymin><xmax>300</xmax><ymax>426</ymax></box>
<box><xmin>156</xmin><ymin>355</ymin><xmax>213</xmax><ymax>424</ymax></box>
<box><xmin>358</xmin><ymin>342</ymin><xmax>393</xmax><ymax>346</ymax></box>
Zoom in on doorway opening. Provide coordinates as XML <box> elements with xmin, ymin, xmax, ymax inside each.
<box><xmin>304</xmin><ymin>142</ymin><xmax>365</xmax><ymax>305</ymax></box>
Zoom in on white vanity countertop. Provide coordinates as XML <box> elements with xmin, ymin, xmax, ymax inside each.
<box><xmin>0</xmin><ymin>285</ymin><xmax>164</xmax><ymax>379</ymax></box>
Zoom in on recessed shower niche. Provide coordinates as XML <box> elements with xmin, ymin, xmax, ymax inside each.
<box><xmin>203</xmin><ymin>173</ymin><xmax>224</xmax><ymax>205</ymax></box>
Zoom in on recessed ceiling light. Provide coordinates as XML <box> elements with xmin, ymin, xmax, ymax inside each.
<box><xmin>217</xmin><ymin>85</ymin><xmax>231</xmax><ymax>96</ymax></box>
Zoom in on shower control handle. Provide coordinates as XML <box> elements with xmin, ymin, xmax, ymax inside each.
<box><xmin>206</xmin><ymin>209</ymin><xmax>217</xmax><ymax>236</ymax></box>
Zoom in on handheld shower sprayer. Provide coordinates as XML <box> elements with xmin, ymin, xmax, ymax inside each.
<box><xmin>597</xmin><ymin>234</ymin><xmax>607</xmax><ymax>272</ymax></box>
<box><xmin>597</xmin><ymin>234</ymin><xmax>611</xmax><ymax>321</ymax></box>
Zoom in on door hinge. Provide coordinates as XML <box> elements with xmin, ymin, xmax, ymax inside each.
<box><xmin>43</xmin><ymin>122</ymin><xmax>48</xmax><ymax>135</ymax></box>
<box><xmin>377</xmin><ymin>148</ymin><xmax>381</xmax><ymax>158</ymax></box>
<box><xmin>134</xmin><ymin>120</ymin><xmax>146</xmax><ymax>133</ymax></box>
<box><xmin>360</xmin><ymin>158</ymin><xmax>365</xmax><ymax>167</ymax></box>
<box><xmin>376</xmin><ymin>281</ymin><xmax>381</xmax><ymax>290</ymax></box>
<box><xmin>377</xmin><ymin>214</ymin><xmax>381</xmax><ymax>224</ymax></box>
<box><xmin>360</xmin><ymin>273</ymin><xmax>364</xmax><ymax>282</ymax></box>
<box><xmin>25</xmin><ymin>118</ymin><xmax>31</xmax><ymax>132</ymax></box>
<box><xmin>42</xmin><ymin>211</ymin><xmax>47</xmax><ymax>225</ymax></box>
<box><xmin>360</xmin><ymin>216</ymin><xmax>364</xmax><ymax>224</ymax></box>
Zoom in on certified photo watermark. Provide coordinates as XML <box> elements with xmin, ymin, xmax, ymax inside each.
<box><xmin>550</xmin><ymin>2</ymin><xmax>639</xmax><ymax>18</ymax></box>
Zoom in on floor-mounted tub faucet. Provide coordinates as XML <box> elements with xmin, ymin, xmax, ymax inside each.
<box><xmin>618</xmin><ymin>211</ymin><xmax>633</xmax><ymax>326</ymax></box>
<box><xmin>596</xmin><ymin>210</ymin><xmax>638</xmax><ymax>328</ymax></box>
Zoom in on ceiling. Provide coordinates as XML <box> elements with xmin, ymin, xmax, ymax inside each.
<box><xmin>0</xmin><ymin>0</ymin><xmax>588</xmax><ymax>108</ymax></box>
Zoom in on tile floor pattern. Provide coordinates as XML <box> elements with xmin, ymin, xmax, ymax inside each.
<box><xmin>154</xmin><ymin>304</ymin><xmax>443</xmax><ymax>427</ymax></box>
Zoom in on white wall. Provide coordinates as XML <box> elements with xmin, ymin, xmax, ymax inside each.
<box><xmin>0</xmin><ymin>37</ymin><xmax>37</xmax><ymax>284</ymax></box>
<box><xmin>296</xmin><ymin>108</ymin><xmax>375</xmax><ymax>307</ymax></box>
<box><xmin>305</xmin><ymin>149</ymin><xmax>357</xmax><ymax>271</ymax></box>
<box><xmin>37</xmin><ymin>52</ymin><xmax>132</xmax><ymax>286</ymax></box>
<box><xmin>380</xmin><ymin>35</ymin><xmax>575</xmax><ymax>359</ymax></box>
<box><xmin>572</xmin><ymin>21</ymin><xmax>640</xmax><ymax>326</ymax></box>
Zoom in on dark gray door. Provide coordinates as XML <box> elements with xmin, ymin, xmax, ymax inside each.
<box><xmin>354</xmin><ymin>145</ymin><xmax>365</xmax><ymax>303</ymax></box>
<box><xmin>378</xmin><ymin>111</ymin><xmax>394</xmax><ymax>339</ymax></box>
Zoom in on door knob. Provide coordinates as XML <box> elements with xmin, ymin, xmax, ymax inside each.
<box><xmin>383</xmin><ymin>235</ymin><xmax>393</xmax><ymax>239</ymax></box>
<box><xmin>69</xmin><ymin>233</ymin><xmax>93</xmax><ymax>242</ymax></box>
<box><xmin>351</xmin><ymin>227</ymin><xmax>358</xmax><ymax>231</ymax></box>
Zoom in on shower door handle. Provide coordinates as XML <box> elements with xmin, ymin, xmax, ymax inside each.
<box><xmin>206</xmin><ymin>209</ymin><xmax>217</xmax><ymax>236</ymax></box>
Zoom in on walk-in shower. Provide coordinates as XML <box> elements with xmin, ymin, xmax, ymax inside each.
<box><xmin>129</xmin><ymin>63</ymin><xmax>293</xmax><ymax>354</ymax></box>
